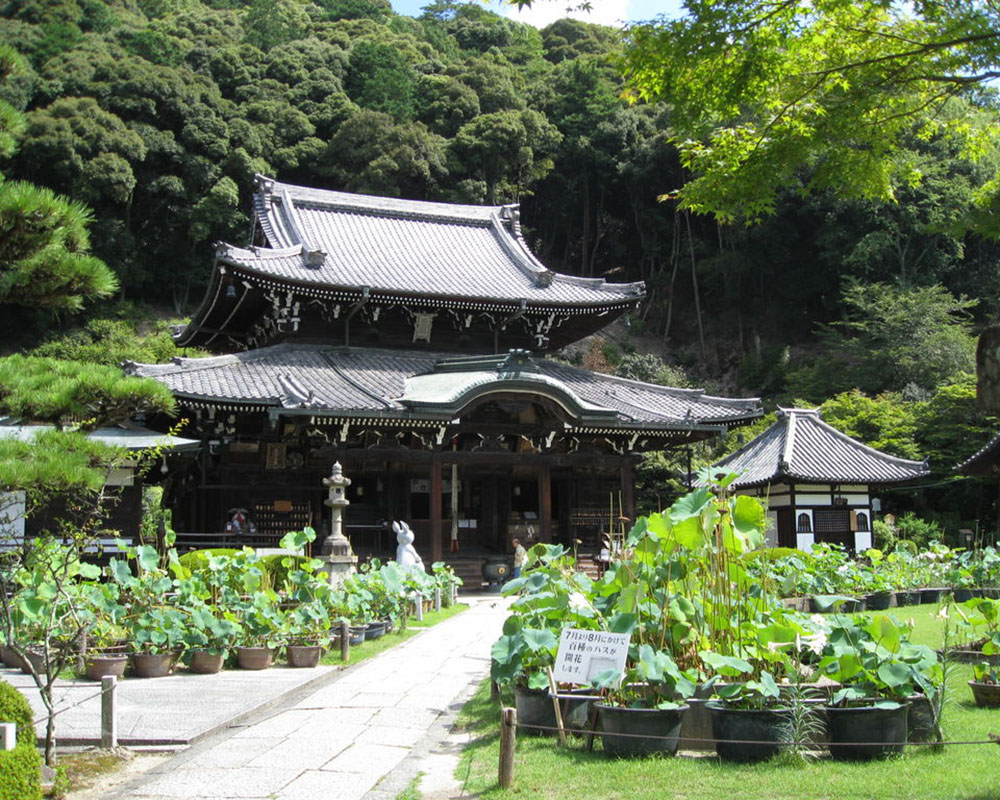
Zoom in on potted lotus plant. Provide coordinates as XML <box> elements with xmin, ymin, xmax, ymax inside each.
<box><xmin>591</xmin><ymin>643</ymin><xmax>697</xmax><ymax>757</ymax></box>
<box><xmin>969</xmin><ymin>661</ymin><xmax>1000</xmax><ymax>708</ymax></box>
<box><xmin>818</xmin><ymin>615</ymin><xmax>941</xmax><ymax>760</ymax></box>
<box><xmin>130</xmin><ymin>605</ymin><xmax>189</xmax><ymax>678</ymax></box>
<box><xmin>282</xmin><ymin>599</ymin><xmax>331</xmax><ymax>668</ymax></box>
<box><xmin>183</xmin><ymin>602</ymin><xmax>243</xmax><ymax>674</ymax></box>
<box><xmin>234</xmin><ymin>591</ymin><xmax>284</xmax><ymax>669</ymax></box>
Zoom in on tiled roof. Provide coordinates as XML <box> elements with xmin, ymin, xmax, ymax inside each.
<box><xmin>956</xmin><ymin>431</ymin><xmax>1000</xmax><ymax>475</ymax></box>
<box><xmin>711</xmin><ymin>407</ymin><xmax>929</xmax><ymax>487</ymax></box>
<box><xmin>220</xmin><ymin>176</ymin><xmax>644</xmax><ymax>307</ymax></box>
<box><xmin>127</xmin><ymin>345</ymin><xmax>760</xmax><ymax>429</ymax></box>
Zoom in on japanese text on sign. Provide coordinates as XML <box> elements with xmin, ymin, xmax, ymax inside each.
<box><xmin>552</xmin><ymin>628</ymin><xmax>630</xmax><ymax>686</ymax></box>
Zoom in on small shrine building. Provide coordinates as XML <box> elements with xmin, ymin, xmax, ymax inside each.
<box><xmin>710</xmin><ymin>408</ymin><xmax>929</xmax><ymax>552</ymax></box>
<box><xmin>130</xmin><ymin>177</ymin><xmax>761</xmax><ymax>562</ymax></box>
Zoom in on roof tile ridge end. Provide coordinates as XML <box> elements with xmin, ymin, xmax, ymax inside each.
<box><xmin>488</xmin><ymin>213</ymin><xmax>555</xmax><ymax>286</ymax></box>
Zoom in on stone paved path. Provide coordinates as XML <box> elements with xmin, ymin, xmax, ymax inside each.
<box><xmin>106</xmin><ymin>596</ymin><xmax>508</xmax><ymax>800</ymax></box>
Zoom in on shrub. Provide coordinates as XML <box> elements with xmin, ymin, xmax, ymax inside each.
<box><xmin>0</xmin><ymin>681</ymin><xmax>41</xmax><ymax>800</ymax></box>
<box><xmin>176</xmin><ymin>548</ymin><xmax>242</xmax><ymax>571</ymax></box>
<box><xmin>0</xmin><ymin>681</ymin><xmax>34</xmax><ymax>746</ymax></box>
<box><xmin>0</xmin><ymin>744</ymin><xmax>41</xmax><ymax>800</ymax></box>
<box><xmin>260</xmin><ymin>554</ymin><xmax>309</xmax><ymax>592</ymax></box>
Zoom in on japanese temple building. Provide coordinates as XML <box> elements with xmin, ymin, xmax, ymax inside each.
<box><xmin>130</xmin><ymin>176</ymin><xmax>761</xmax><ymax>562</ymax></box>
<box><xmin>709</xmin><ymin>408</ymin><xmax>929</xmax><ymax>552</ymax></box>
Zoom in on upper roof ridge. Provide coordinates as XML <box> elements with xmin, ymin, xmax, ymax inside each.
<box><xmin>256</xmin><ymin>174</ymin><xmax>504</xmax><ymax>224</ymax></box>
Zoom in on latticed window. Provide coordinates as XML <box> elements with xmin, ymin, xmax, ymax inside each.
<box><xmin>856</xmin><ymin>512</ymin><xmax>870</xmax><ymax>532</ymax></box>
<box><xmin>796</xmin><ymin>512</ymin><xmax>812</xmax><ymax>533</ymax></box>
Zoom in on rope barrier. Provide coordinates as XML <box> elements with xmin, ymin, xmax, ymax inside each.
<box><xmin>31</xmin><ymin>681</ymin><xmax>114</xmax><ymax>727</ymax></box>
<box><xmin>514</xmin><ymin>720</ymin><xmax>1000</xmax><ymax>748</ymax></box>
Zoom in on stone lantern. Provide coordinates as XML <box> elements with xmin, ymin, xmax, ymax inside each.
<box><xmin>320</xmin><ymin>462</ymin><xmax>357</xmax><ymax>588</ymax></box>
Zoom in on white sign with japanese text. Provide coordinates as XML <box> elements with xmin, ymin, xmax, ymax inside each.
<box><xmin>552</xmin><ymin>628</ymin><xmax>630</xmax><ymax>686</ymax></box>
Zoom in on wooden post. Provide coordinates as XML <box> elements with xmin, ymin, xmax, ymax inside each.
<box><xmin>452</xmin><ymin>583</ymin><xmax>458</xmax><ymax>605</ymax></box>
<box><xmin>585</xmin><ymin>703</ymin><xmax>600</xmax><ymax>752</ymax></box>
<box><xmin>415</xmin><ymin>595</ymin><xmax>424</xmax><ymax>622</ymax></box>
<box><xmin>499</xmin><ymin>706</ymin><xmax>517</xmax><ymax>789</ymax></box>
<box><xmin>621</xmin><ymin>459</ymin><xmax>635</xmax><ymax>526</ymax></box>
<box><xmin>101</xmin><ymin>676</ymin><xmax>117</xmax><ymax>749</ymax></box>
<box><xmin>539</xmin><ymin>464</ymin><xmax>552</xmax><ymax>543</ymax></box>
<box><xmin>430</xmin><ymin>457</ymin><xmax>443</xmax><ymax>563</ymax></box>
<box><xmin>546</xmin><ymin>667</ymin><xmax>567</xmax><ymax>746</ymax></box>
<box><xmin>340</xmin><ymin>620</ymin><xmax>350</xmax><ymax>663</ymax></box>
<box><xmin>434</xmin><ymin>587</ymin><xmax>442</xmax><ymax>613</ymax></box>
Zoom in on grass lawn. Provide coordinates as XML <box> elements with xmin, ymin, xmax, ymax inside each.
<box><xmin>450</xmin><ymin>602</ymin><xmax>1000</xmax><ymax>800</ymax></box>
<box><xmin>320</xmin><ymin>603</ymin><xmax>468</xmax><ymax>667</ymax></box>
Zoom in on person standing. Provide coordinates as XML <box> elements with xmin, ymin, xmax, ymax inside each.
<box><xmin>512</xmin><ymin>537</ymin><xmax>527</xmax><ymax>579</ymax></box>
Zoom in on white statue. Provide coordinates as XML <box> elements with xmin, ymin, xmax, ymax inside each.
<box><xmin>393</xmin><ymin>520</ymin><xmax>424</xmax><ymax>573</ymax></box>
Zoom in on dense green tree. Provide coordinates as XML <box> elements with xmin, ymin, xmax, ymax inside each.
<box><xmin>819</xmin><ymin>390</ymin><xmax>921</xmax><ymax>461</ymax></box>
<box><xmin>0</xmin><ymin>46</ymin><xmax>117</xmax><ymax>312</ymax></box>
<box><xmin>243</xmin><ymin>0</ymin><xmax>309</xmax><ymax>52</ymax></box>
<box><xmin>619</xmin><ymin>0</ymin><xmax>1000</xmax><ymax>226</ymax></box>
<box><xmin>19</xmin><ymin>96</ymin><xmax>146</xmax><ymax>205</ymax></box>
<box><xmin>821</xmin><ymin>280</ymin><xmax>977</xmax><ymax>396</ymax></box>
<box><xmin>345</xmin><ymin>39</ymin><xmax>417</xmax><ymax>121</ymax></box>
<box><xmin>322</xmin><ymin>109</ymin><xmax>447</xmax><ymax>197</ymax></box>
<box><xmin>449</xmin><ymin>108</ymin><xmax>561</xmax><ymax>203</ymax></box>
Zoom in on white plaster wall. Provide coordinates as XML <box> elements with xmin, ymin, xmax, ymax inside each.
<box><xmin>796</xmin><ymin>532</ymin><xmax>815</xmax><ymax>553</ymax></box>
<box><xmin>0</xmin><ymin>491</ymin><xmax>25</xmax><ymax>550</ymax></box>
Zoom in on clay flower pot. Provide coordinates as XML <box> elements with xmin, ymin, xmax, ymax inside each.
<box><xmin>969</xmin><ymin>681</ymin><xmax>1000</xmax><ymax>708</ymax></box>
<box><xmin>286</xmin><ymin>644</ymin><xmax>323</xmax><ymax>668</ymax></box>
<box><xmin>131</xmin><ymin>652</ymin><xmax>175</xmax><ymax>678</ymax></box>
<box><xmin>189</xmin><ymin>650</ymin><xmax>225</xmax><ymax>675</ymax></box>
<box><xmin>236</xmin><ymin>646</ymin><xmax>274</xmax><ymax>670</ymax></box>
<box><xmin>84</xmin><ymin>654</ymin><xmax>128</xmax><ymax>681</ymax></box>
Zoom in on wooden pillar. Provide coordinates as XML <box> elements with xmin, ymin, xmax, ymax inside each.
<box><xmin>538</xmin><ymin>463</ymin><xmax>552</xmax><ymax>543</ymax></box>
<box><xmin>497</xmin><ymin>473</ymin><xmax>512</xmax><ymax>550</ymax></box>
<box><xmin>430</xmin><ymin>456</ymin><xmax>443</xmax><ymax>563</ymax></box>
<box><xmin>620</xmin><ymin>460</ymin><xmax>635</xmax><ymax>525</ymax></box>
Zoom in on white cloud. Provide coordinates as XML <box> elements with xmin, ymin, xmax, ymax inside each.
<box><xmin>495</xmin><ymin>0</ymin><xmax>630</xmax><ymax>29</ymax></box>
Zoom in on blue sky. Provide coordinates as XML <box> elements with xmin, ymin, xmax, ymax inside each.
<box><xmin>388</xmin><ymin>0</ymin><xmax>685</xmax><ymax>29</ymax></box>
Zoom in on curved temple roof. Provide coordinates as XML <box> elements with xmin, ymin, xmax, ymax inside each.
<box><xmin>711</xmin><ymin>407</ymin><xmax>930</xmax><ymax>488</ymax></box>
<box><xmin>220</xmin><ymin>176</ymin><xmax>644</xmax><ymax>306</ymax></box>
<box><xmin>127</xmin><ymin>345</ymin><xmax>760</xmax><ymax>433</ymax></box>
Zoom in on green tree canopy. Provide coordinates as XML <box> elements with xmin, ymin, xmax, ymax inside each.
<box><xmin>821</xmin><ymin>280</ymin><xmax>976</xmax><ymax>396</ymax></box>
<box><xmin>0</xmin><ymin>355</ymin><xmax>175</xmax><ymax>430</ymax></box>
<box><xmin>620</xmin><ymin>0</ymin><xmax>1000</xmax><ymax>226</ymax></box>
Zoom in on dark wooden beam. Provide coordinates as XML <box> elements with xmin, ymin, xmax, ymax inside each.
<box><xmin>539</xmin><ymin>464</ymin><xmax>552</xmax><ymax>543</ymax></box>
<box><xmin>430</xmin><ymin>455</ymin><xmax>443</xmax><ymax>563</ymax></box>
<box><xmin>621</xmin><ymin>460</ymin><xmax>635</xmax><ymax>524</ymax></box>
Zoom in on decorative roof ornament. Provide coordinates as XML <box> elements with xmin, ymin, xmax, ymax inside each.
<box><xmin>305</xmin><ymin>249</ymin><xmax>326</xmax><ymax>268</ymax></box>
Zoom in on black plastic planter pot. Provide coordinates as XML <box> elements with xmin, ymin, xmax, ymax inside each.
<box><xmin>894</xmin><ymin>590</ymin><xmax>921</xmax><ymax>607</ymax></box>
<box><xmin>514</xmin><ymin>685</ymin><xmax>593</xmax><ymax>736</ymax></box>
<box><xmin>348</xmin><ymin>626</ymin><xmax>366</xmax><ymax>646</ymax></box>
<box><xmin>706</xmin><ymin>702</ymin><xmax>794</xmax><ymax>763</ymax></box>
<box><xmin>826</xmin><ymin>703</ymin><xmax>909</xmax><ymax>761</ymax></box>
<box><xmin>364</xmin><ymin>622</ymin><xmax>386</xmax><ymax>641</ymax></box>
<box><xmin>596</xmin><ymin>703</ymin><xmax>688</xmax><ymax>758</ymax></box>
<box><xmin>920</xmin><ymin>588</ymin><xmax>948</xmax><ymax>604</ymax></box>
<box><xmin>865</xmin><ymin>591</ymin><xmax>893</xmax><ymax>611</ymax></box>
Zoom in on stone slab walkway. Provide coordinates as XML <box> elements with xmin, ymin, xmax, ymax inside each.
<box><xmin>104</xmin><ymin>595</ymin><xmax>509</xmax><ymax>800</ymax></box>
<box><xmin>2</xmin><ymin>660</ymin><xmax>338</xmax><ymax>746</ymax></box>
